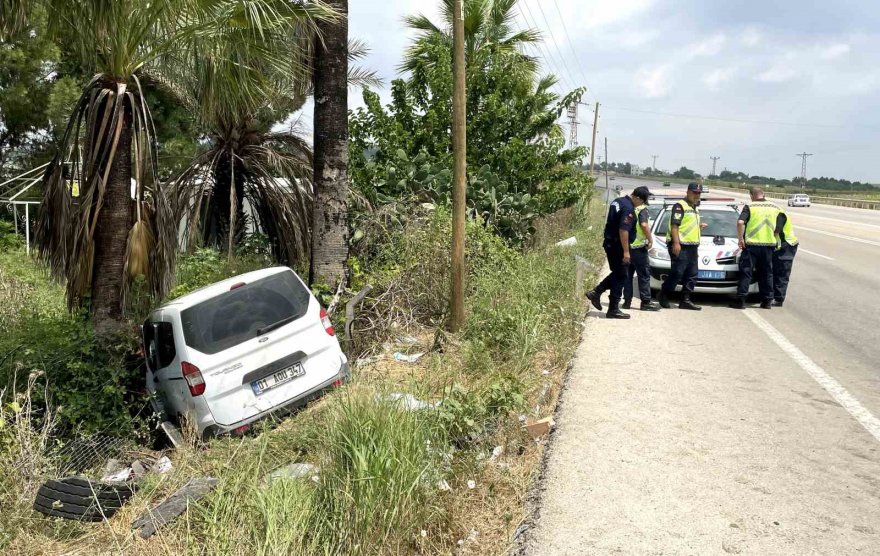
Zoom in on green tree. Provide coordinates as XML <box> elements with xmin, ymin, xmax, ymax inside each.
<box><xmin>673</xmin><ymin>166</ymin><xmax>695</xmax><ymax>179</ymax></box>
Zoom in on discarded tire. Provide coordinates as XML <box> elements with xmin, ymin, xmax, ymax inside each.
<box><xmin>33</xmin><ymin>477</ymin><xmax>134</xmax><ymax>522</ymax></box>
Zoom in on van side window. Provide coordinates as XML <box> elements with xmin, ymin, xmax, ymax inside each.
<box><xmin>144</xmin><ymin>321</ymin><xmax>177</xmax><ymax>370</ymax></box>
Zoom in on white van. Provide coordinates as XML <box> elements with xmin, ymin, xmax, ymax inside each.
<box><xmin>142</xmin><ymin>267</ymin><xmax>349</xmax><ymax>439</ymax></box>
<box><xmin>788</xmin><ymin>194</ymin><xmax>811</xmax><ymax>207</ymax></box>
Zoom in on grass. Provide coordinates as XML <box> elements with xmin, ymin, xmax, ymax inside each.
<box><xmin>0</xmin><ymin>201</ymin><xmax>605</xmax><ymax>555</ymax></box>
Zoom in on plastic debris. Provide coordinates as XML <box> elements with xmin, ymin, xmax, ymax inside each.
<box><xmin>555</xmin><ymin>236</ymin><xmax>578</xmax><ymax>247</ymax></box>
<box><xmin>541</xmin><ymin>369</ymin><xmax>550</xmax><ymax>375</ymax></box>
<box><xmin>265</xmin><ymin>463</ymin><xmax>320</xmax><ymax>484</ymax></box>
<box><xmin>421</xmin><ymin>529</ymin><xmax>428</xmax><ymax>538</ymax></box>
<box><xmin>102</xmin><ymin>466</ymin><xmax>133</xmax><ymax>483</ymax></box>
<box><xmin>490</xmin><ymin>446</ymin><xmax>505</xmax><ymax>461</ymax></box>
<box><xmin>437</xmin><ymin>479</ymin><xmax>452</xmax><ymax>491</ymax></box>
<box><xmin>393</xmin><ymin>351</ymin><xmax>425</xmax><ymax>363</ymax></box>
<box><xmin>397</xmin><ymin>335</ymin><xmax>419</xmax><ymax>345</ymax></box>
<box><xmin>467</xmin><ymin>479</ymin><xmax>476</xmax><ymax>490</ymax></box>
<box><xmin>153</xmin><ymin>456</ymin><xmax>173</xmax><ymax>475</ymax></box>
<box><xmin>387</xmin><ymin>392</ymin><xmax>437</xmax><ymax>411</ymax></box>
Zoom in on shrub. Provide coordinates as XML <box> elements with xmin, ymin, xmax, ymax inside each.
<box><xmin>169</xmin><ymin>247</ymin><xmax>274</xmax><ymax>300</ymax></box>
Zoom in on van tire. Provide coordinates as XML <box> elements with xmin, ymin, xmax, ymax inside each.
<box><xmin>33</xmin><ymin>477</ymin><xmax>134</xmax><ymax>521</ymax></box>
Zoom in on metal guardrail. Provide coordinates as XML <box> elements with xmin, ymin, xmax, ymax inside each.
<box><xmin>711</xmin><ymin>187</ymin><xmax>880</xmax><ymax>211</ymax></box>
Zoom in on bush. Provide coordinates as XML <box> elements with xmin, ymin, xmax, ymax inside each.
<box><xmin>169</xmin><ymin>246</ymin><xmax>274</xmax><ymax>300</ymax></box>
<box><xmin>0</xmin><ymin>221</ymin><xmax>23</xmax><ymax>252</ymax></box>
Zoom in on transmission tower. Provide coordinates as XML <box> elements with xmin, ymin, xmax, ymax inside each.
<box><xmin>795</xmin><ymin>152</ymin><xmax>813</xmax><ymax>189</ymax></box>
<box><xmin>651</xmin><ymin>155</ymin><xmax>658</xmax><ymax>171</ymax></box>
<box><xmin>567</xmin><ymin>102</ymin><xmax>578</xmax><ymax>147</ymax></box>
<box><xmin>710</xmin><ymin>156</ymin><xmax>720</xmax><ymax>177</ymax></box>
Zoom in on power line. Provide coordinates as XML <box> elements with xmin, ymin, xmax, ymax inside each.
<box><xmin>601</xmin><ymin>104</ymin><xmax>875</xmax><ymax>130</ymax></box>
<box><xmin>526</xmin><ymin>0</ymin><xmax>577</xmax><ymax>88</ymax></box>
<box><xmin>516</xmin><ymin>5</ymin><xmax>577</xmax><ymax>93</ymax></box>
<box><xmin>548</xmin><ymin>0</ymin><xmax>598</xmax><ymax>101</ymax></box>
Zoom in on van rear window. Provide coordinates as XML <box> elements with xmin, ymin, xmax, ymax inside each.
<box><xmin>180</xmin><ymin>271</ymin><xmax>311</xmax><ymax>355</ymax></box>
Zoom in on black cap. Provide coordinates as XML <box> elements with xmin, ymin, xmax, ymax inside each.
<box><xmin>633</xmin><ymin>186</ymin><xmax>651</xmax><ymax>204</ymax></box>
<box><xmin>687</xmin><ymin>182</ymin><xmax>704</xmax><ymax>193</ymax></box>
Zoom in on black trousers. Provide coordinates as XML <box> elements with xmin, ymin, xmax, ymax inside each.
<box><xmin>773</xmin><ymin>243</ymin><xmax>798</xmax><ymax>302</ymax></box>
<box><xmin>624</xmin><ymin>247</ymin><xmax>651</xmax><ymax>303</ymax></box>
<box><xmin>737</xmin><ymin>245</ymin><xmax>774</xmax><ymax>301</ymax></box>
<box><xmin>595</xmin><ymin>240</ymin><xmax>627</xmax><ymax>305</ymax></box>
<box><xmin>662</xmin><ymin>244</ymin><xmax>699</xmax><ymax>294</ymax></box>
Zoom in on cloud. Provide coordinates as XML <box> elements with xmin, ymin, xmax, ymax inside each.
<box><xmin>689</xmin><ymin>33</ymin><xmax>727</xmax><ymax>57</ymax></box>
<box><xmin>741</xmin><ymin>27</ymin><xmax>761</xmax><ymax>47</ymax></box>
<box><xmin>820</xmin><ymin>43</ymin><xmax>851</xmax><ymax>59</ymax></box>
<box><xmin>567</xmin><ymin>0</ymin><xmax>656</xmax><ymax>31</ymax></box>
<box><xmin>703</xmin><ymin>68</ymin><xmax>735</xmax><ymax>90</ymax></box>
<box><xmin>636</xmin><ymin>65</ymin><xmax>671</xmax><ymax>98</ymax></box>
<box><xmin>754</xmin><ymin>65</ymin><xmax>798</xmax><ymax>83</ymax></box>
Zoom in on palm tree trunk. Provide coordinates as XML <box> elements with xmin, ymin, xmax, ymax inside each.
<box><xmin>91</xmin><ymin>106</ymin><xmax>133</xmax><ymax>332</ymax></box>
<box><xmin>310</xmin><ymin>0</ymin><xmax>349</xmax><ymax>289</ymax></box>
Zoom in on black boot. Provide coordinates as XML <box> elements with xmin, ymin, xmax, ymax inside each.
<box><xmin>586</xmin><ymin>290</ymin><xmax>603</xmax><ymax>311</ymax></box>
<box><xmin>658</xmin><ymin>290</ymin><xmax>671</xmax><ymax>309</ymax></box>
<box><xmin>728</xmin><ymin>297</ymin><xmax>746</xmax><ymax>309</ymax></box>
<box><xmin>622</xmin><ymin>299</ymin><xmax>632</xmax><ymax>310</ymax></box>
<box><xmin>773</xmin><ymin>299</ymin><xmax>784</xmax><ymax>307</ymax></box>
<box><xmin>760</xmin><ymin>299</ymin><xmax>773</xmax><ymax>309</ymax></box>
<box><xmin>640</xmin><ymin>300</ymin><xmax>661</xmax><ymax>311</ymax></box>
<box><xmin>606</xmin><ymin>302</ymin><xmax>631</xmax><ymax>319</ymax></box>
<box><xmin>679</xmin><ymin>292</ymin><xmax>702</xmax><ymax>311</ymax></box>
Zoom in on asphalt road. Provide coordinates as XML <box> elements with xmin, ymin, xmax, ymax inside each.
<box><xmin>525</xmin><ymin>177</ymin><xmax>880</xmax><ymax>554</ymax></box>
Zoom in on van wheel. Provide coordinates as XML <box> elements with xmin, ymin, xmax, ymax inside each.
<box><xmin>34</xmin><ymin>477</ymin><xmax>134</xmax><ymax>521</ymax></box>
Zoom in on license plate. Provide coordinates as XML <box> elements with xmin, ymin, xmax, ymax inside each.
<box><xmin>251</xmin><ymin>362</ymin><xmax>305</xmax><ymax>395</ymax></box>
<box><xmin>698</xmin><ymin>270</ymin><xmax>726</xmax><ymax>280</ymax></box>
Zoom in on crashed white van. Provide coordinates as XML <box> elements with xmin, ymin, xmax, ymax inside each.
<box><xmin>142</xmin><ymin>267</ymin><xmax>349</xmax><ymax>439</ymax></box>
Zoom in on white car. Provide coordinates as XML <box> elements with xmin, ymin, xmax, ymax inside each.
<box><xmin>648</xmin><ymin>200</ymin><xmax>758</xmax><ymax>295</ymax></box>
<box><xmin>142</xmin><ymin>267</ymin><xmax>349</xmax><ymax>439</ymax></box>
<box><xmin>788</xmin><ymin>194</ymin><xmax>811</xmax><ymax>207</ymax></box>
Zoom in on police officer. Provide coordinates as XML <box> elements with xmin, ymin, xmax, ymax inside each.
<box><xmin>730</xmin><ymin>186</ymin><xmax>779</xmax><ymax>309</ymax></box>
<box><xmin>623</xmin><ymin>192</ymin><xmax>661</xmax><ymax>311</ymax></box>
<box><xmin>658</xmin><ymin>183</ymin><xmax>703</xmax><ymax>310</ymax></box>
<box><xmin>772</xmin><ymin>207</ymin><xmax>799</xmax><ymax>306</ymax></box>
<box><xmin>586</xmin><ymin>186</ymin><xmax>652</xmax><ymax>319</ymax></box>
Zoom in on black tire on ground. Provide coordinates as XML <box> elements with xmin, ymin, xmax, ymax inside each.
<box><xmin>37</xmin><ymin>484</ymin><xmax>125</xmax><ymax>510</ymax></box>
<box><xmin>32</xmin><ymin>500</ymin><xmax>107</xmax><ymax>522</ymax></box>
<box><xmin>34</xmin><ymin>493</ymin><xmax>120</xmax><ymax>520</ymax></box>
<box><xmin>42</xmin><ymin>477</ymin><xmax>133</xmax><ymax>503</ymax></box>
<box><xmin>33</xmin><ymin>477</ymin><xmax>134</xmax><ymax>521</ymax></box>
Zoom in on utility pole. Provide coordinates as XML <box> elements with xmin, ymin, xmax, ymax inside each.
<box><xmin>710</xmin><ymin>156</ymin><xmax>720</xmax><ymax>177</ymax></box>
<box><xmin>604</xmin><ymin>137</ymin><xmax>610</xmax><ymax>203</ymax></box>
<box><xmin>450</xmin><ymin>0</ymin><xmax>466</xmax><ymax>331</ymax></box>
<box><xmin>589</xmin><ymin>102</ymin><xmax>599</xmax><ymax>176</ymax></box>
<box><xmin>651</xmin><ymin>154</ymin><xmax>658</xmax><ymax>172</ymax></box>
<box><xmin>567</xmin><ymin>102</ymin><xmax>578</xmax><ymax>147</ymax></box>
<box><xmin>795</xmin><ymin>152</ymin><xmax>813</xmax><ymax>190</ymax></box>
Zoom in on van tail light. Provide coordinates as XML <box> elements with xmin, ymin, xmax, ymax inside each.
<box><xmin>320</xmin><ymin>308</ymin><xmax>335</xmax><ymax>336</ymax></box>
<box><xmin>181</xmin><ymin>361</ymin><xmax>206</xmax><ymax>396</ymax></box>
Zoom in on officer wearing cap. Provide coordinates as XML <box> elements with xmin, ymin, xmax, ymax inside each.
<box><xmin>586</xmin><ymin>186</ymin><xmax>651</xmax><ymax>319</ymax></box>
<box><xmin>658</xmin><ymin>182</ymin><xmax>704</xmax><ymax>310</ymax></box>
<box><xmin>730</xmin><ymin>186</ymin><xmax>780</xmax><ymax>309</ymax></box>
<box><xmin>772</xmin><ymin>207</ymin><xmax>799</xmax><ymax>306</ymax></box>
<box><xmin>623</xmin><ymin>187</ymin><xmax>661</xmax><ymax>311</ymax></box>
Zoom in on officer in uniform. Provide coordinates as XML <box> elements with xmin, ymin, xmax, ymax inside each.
<box><xmin>772</xmin><ymin>207</ymin><xmax>799</xmax><ymax>306</ymax></box>
<box><xmin>586</xmin><ymin>186</ymin><xmax>652</xmax><ymax>319</ymax></box>
<box><xmin>623</xmin><ymin>191</ymin><xmax>661</xmax><ymax>311</ymax></box>
<box><xmin>730</xmin><ymin>186</ymin><xmax>780</xmax><ymax>309</ymax></box>
<box><xmin>658</xmin><ymin>183</ymin><xmax>703</xmax><ymax>310</ymax></box>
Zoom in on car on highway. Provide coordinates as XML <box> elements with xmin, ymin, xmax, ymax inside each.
<box><xmin>142</xmin><ymin>266</ymin><xmax>349</xmax><ymax>439</ymax></box>
<box><xmin>787</xmin><ymin>194</ymin><xmax>811</xmax><ymax>207</ymax></box>
<box><xmin>648</xmin><ymin>199</ymin><xmax>758</xmax><ymax>295</ymax></box>
<box><xmin>662</xmin><ymin>181</ymin><xmax>671</xmax><ymax>187</ymax></box>
<box><xmin>609</xmin><ymin>176</ymin><xmax>616</xmax><ymax>181</ymax></box>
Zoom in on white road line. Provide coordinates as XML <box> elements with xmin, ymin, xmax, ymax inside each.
<box><xmin>799</xmin><ymin>248</ymin><xmax>834</xmax><ymax>261</ymax></box>
<box><xmin>795</xmin><ymin>211</ymin><xmax>880</xmax><ymax>230</ymax></box>
<box><xmin>797</xmin><ymin>226</ymin><xmax>880</xmax><ymax>247</ymax></box>
<box><xmin>744</xmin><ymin>310</ymin><xmax>880</xmax><ymax>443</ymax></box>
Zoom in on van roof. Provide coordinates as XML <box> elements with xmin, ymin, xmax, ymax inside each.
<box><xmin>157</xmin><ymin>266</ymin><xmax>293</xmax><ymax>312</ymax></box>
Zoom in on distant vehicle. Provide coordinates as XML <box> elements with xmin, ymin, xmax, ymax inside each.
<box><xmin>662</xmin><ymin>181</ymin><xmax>671</xmax><ymax>187</ymax></box>
<box><xmin>609</xmin><ymin>176</ymin><xmax>616</xmax><ymax>181</ymax></box>
<box><xmin>788</xmin><ymin>194</ymin><xmax>811</xmax><ymax>207</ymax></box>
<box><xmin>648</xmin><ymin>200</ymin><xmax>758</xmax><ymax>295</ymax></box>
<box><xmin>143</xmin><ymin>267</ymin><xmax>349</xmax><ymax>439</ymax></box>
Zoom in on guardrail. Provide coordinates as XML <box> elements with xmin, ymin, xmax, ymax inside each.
<box><xmin>711</xmin><ymin>187</ymin><xmax>880</xmax><ymax>211</ymax></box>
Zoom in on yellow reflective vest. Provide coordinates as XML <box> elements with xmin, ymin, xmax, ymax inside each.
<box><xmin>744</xmin><ymin>201</ymin><xmax>781</xmax><ymax>246</ymax></box>
<box><xmin>777</xmin><ymin>209</ymin><xmax>799</xmax><ymax>249</ymax></box>
<box><xmin>631</xmin><ymin>205</ymin><xmax>648</xmax><ymax>248</ymax></box>
<box><xmin>666</xmin><ymin>200</ymin><xmax>700</xmax><ymax>245</ymax></box>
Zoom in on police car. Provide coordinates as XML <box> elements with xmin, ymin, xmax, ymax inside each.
<box><xmin>647</xmin><ymin>197</ymin><xmax>758</xmax><ymax>295</ymax></box>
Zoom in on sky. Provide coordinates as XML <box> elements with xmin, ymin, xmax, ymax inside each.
<box><xmin>336</xmin><ymin>0</ymin><xmax>880</xmax><ymax>183</ymax></box>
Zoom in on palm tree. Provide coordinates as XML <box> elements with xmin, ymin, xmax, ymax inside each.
<box><xmin>311</xmin><ymin>0</ymin><xmax>349</xmax><ymax>290</ymax></box>
<box><xmin>401</xmin><ymin>0</ymin><xmax>540</xmax><ymax>80</ymax></box>
<box><xmin>2</xmin><ymin>0</ymin><xmax>332</xmax><ymax>332</ymax></box>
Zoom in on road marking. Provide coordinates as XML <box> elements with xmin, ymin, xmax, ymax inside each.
<box><xmin>795</xmin><ymin>211</ymin><xmax>880</xmax><ymax>231</ymax></box>
<box><xmin>744</xmin><ymin>310</ymin><xmax>880</xmax><ymax>443</ymax></box>
<box><xmin>799</xmin><ymin>248</ymin><xmax>834</xmax><ymax>261</ymax></box>
<box><xmin>796</xmin><ymin>226</ymin><xmax>880</xmax><ymax>247</ymax></box>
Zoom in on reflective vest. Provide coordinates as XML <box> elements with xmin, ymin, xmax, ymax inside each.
<box><xmin>777</xmin><ymin>209</ymin><xmax>799</xmax><ymax>249</ymax></box>
<box><xmin>631</xmin><ymin>205</ymin><xmax>648</xmax><ymax>248</ymax></box>
<box><xmin>745</xmin><ymin>201</ymin><xmax>781</xmax><ymax>246</ymax></box>
<box><xmin>666</xmin><ymin>200</ymin><xmax>701</xmax><ymax>245</ymax></box>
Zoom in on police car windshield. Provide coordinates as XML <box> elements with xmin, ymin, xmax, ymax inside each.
<box><xmin>655</xmin><ymin>207</ymin><xmax>738</xmax><ymax>238</ymax></box>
